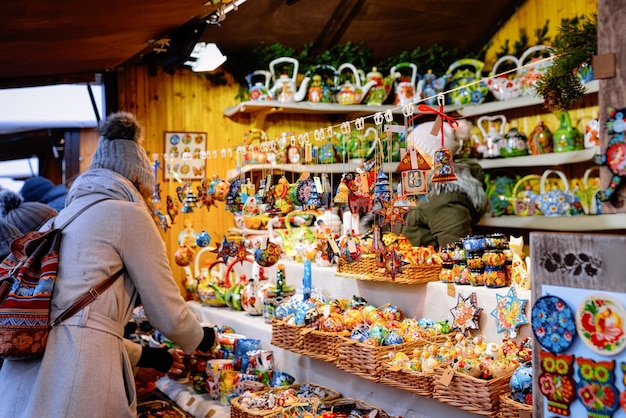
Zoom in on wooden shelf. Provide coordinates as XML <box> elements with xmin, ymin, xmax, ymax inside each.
<box><xmin>478</xmin><ymin>213</ymin><xmax>626</xmax><ymax>231</ymax></box>
<box><xmin>226</xmin><ymin>161</ymin><xmax>399</xmax><ymax>181</ymax></box>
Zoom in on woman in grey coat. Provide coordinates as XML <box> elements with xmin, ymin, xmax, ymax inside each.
<box><xmin>0</xmin><ymin>112</ymin><xmax>216</xmax><ymax>417</ymax></box>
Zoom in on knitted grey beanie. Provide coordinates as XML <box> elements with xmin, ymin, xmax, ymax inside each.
<box><xmin>0</xmin><ymin>189</ymin><xmax>58</xmax><ymax>234</ymax></box>
<box><xmin>0</xmin><ymin>218</ymin><xmax>22</xmax><ymax>259</ymax></box>
<box><xmin>90</xmin><ymin>111</ymin><xmax>155</xmax><ymax>199</ymax></box>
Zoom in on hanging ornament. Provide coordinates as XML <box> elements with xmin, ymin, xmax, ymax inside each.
<box><xmin>374</xmin><ymin>197</ymin><xmax>409</xmax><ymax>230</ymax></box>
<box><xmin>396</xmin><ymin>146</ymin><xmax>431</xmax><ymax>172</ymax></box>
<box><xmin>450</xmin><ymin>292</ymin><xmax>483</xmax><ymax>333</ymax></box>
<box><xmin>196</xmin><ymin>186</ymin><xmax>217</xmax><ymax>211</ymax></box>
<box><xmin>296</xmin><ymin>176</ymin><xmax>315</xmax><ymax>206</ymax></box>
<box><xmin>181</xmin><ymin>186</ymin><xmax>199</xmax><ymax>213</ymax></box>
<box><xmin>233</xmin><ymin>240</ymin><xmax>251</xmax><ymax>265</ymax></box>
<box><xmin>174</xmin><ymin>245</ymin><xmax>195</xmax><ymax>267</ymax></box>
<box><xmin>166</xmin><ymin>195</ymin><xmax>179</xmax><ymax>224</ymax></box>
<box><xmin>489</xmin><ymin>286</ymin><xmax>529</xmax><ymax>337</ymax></box>
<box><xmin>371</xmin><ymin>225</ymin><xmax>386</xmax><ymax>267</ymax></box>
<box><xmin>151</xmin><ymin>158</ymin><xmax>162</xmax><ymax>208</ymax></box>
<box><xmin>338</xmin><ymin>232</ymin><xmax>362</xmax><ymax>263</ymax></box>
<box><xmin>211</xmin><ymin>236</ymin><xmax>236</xmax><ymax>263</ymax></box>
<box><xmin>153</xmin><ymin>210</ymin><xmax>169</xmax><ymax>232</ymax></box>
<box><xmin>213</xmin><ymin>178</ymin><xmax>231</xmax><ymax>201</ymax></box>
<box><xmin>254</xmin><ymin>239</ymin><xmax>282</xmax><ymax>268</ymax></box>
<box><xmin>334</xmin><ymin>180</ymin><xmax>350</xmax><ymax>204</ymax></box>
<box><xmin>195</xmin><ymin>230</ymin><xmax>211</xmax><ymax>247</ymax></box>
<box><xmin>432</xmin><ymin>147</ymin><xmax>458</xmax><ymax>183</ymax></box>
<box><xmin>374</xmin><ymin>169</ymin><xmax>391</xmax><ymax>203</ymax></box>
<box><xmin>382</xmin><ymin>247</ymin><xmax>409</xmax><ymax>281</ymax></box>
<box><xmin>348</xmin><ymin>190</ymin><xmax>373</xmax><ymax>214</ymax></box>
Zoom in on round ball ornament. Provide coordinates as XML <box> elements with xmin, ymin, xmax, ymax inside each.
<box><xmin>195</xmin><ymin>230</ymin><xmax>211</xmax><ymax>247</ymax></box>
<box><xmin>174</xmin><ymin>245</ymin><xmax>195</xmax><ymax>267</ymax></box>
<box><xmin>338</xmin><ymin>234</ymin><xmax>362</xmax><ymax>263</ymax></box>
<box><xmin>320</xmin><ymin>313</ymin><xmax>345</xmax><ymax>333</ymax></box>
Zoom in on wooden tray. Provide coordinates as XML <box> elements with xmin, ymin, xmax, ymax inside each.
<box><xmin>337</xmin><ymin>255</ymin><xmax>441</xmax><ymax>285</ymax></box>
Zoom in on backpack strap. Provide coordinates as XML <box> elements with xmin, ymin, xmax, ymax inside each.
<box><xmin>49</xmin><ymin>268</ymin><xmax>124</xmax><ymax>329</ymax></box>
<box><xmin>54</xmin><ymin>197</ymin><xmax>111</xmax><ymax>230</ymax></box>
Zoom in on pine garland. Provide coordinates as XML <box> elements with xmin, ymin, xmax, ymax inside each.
<box><xmin>536</xmin><ymin>13</ymin><xmax>597</xmax><ymax>111</ymax></box>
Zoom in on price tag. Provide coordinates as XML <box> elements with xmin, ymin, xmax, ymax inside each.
<box><xmin>409</xmin><ymin>147</ymin><xmax>419</xmax><ymax>170</ymax></box>
<box><xmin>348</xmin><ymin>237</ymin><xmax>357</xmax><ymax>253</ymax></box>
<box><xmin>314</xmin><ymin>176</ymin><xmax>324</xmax><ymax>193</ymax></box>
<box><xmin>359</xmin><ymin>172</ymin><xmax>369</xmax><ymax>194</ymax></box>
<box><xmin>205</xmin><ymin>410</ymin><xmax>216</xmax><ymax>418</ymax></box>
<box><xmin>323</xmin><ymin>304</ymin><xmax>331</xmax><ymax>318</ymax></box>
<box><xmin>447</xmin><ymin>283</ymin><xmax>456</xmax><ymax>297</ymax></box>
<box><xmin>430</xmin><ymin>115</ymin><xmax>443</xmax><ymax>136</ymax></box>
<box><xmin>518</xmin><ymin>410</ymin><xmax>531</xmax><ymax>418</ymax></box>
<box><xmin>438</xmin><ymin>368</ymin><xmax>454</xmax><ymax>386</ymax></box>
<box><xmin>186</xmin><ymin>397</ymin><xmax>196</xmax><ymax>406</ymax></box>
<box><xmin>328</xmin><ymin>237</ymin><xmax>341</xmax><ymax>254</ymax></box>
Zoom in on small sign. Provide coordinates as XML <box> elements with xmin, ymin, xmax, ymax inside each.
<box><xmin>439</xmin><ymin>368</ymin><xmax>455</xmax><ymax>386</ymax></box>
<box><xmin>186</xmin><ymin>397</ymin><xmax>196</xmax><ymax>406</ymax></box>
<box><xmin>447</xmin><ymin>283</ymin><xmax>456</xmax><ymax>297</ymax></box>
<box><xmin>401</xmin><ymin>170</ymin><xmax>427</xmax><ymax>195</ymax></box>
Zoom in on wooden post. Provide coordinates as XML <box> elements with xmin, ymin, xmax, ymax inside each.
<box><xmin>598</xmin><ymin>0</ymin><xmax>626</xmax><ymax>213</ymax></box>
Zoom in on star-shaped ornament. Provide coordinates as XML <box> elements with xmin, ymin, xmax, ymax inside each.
<box><xmin>382</xmin><ymin>247</ymin><xmax>409</xmax><ymax>281</ymax></box>
<box><xmin>374</xmin><ymin>197</ymin><xmax>409</xmax><ymax>230</ymax></box>
<box><xmin>490</xmin><ymin>286</ymin><xmax>529</xmax><ymax>338</ymax></box>
<box><xmin>197</xmin><ymin>187</ymin><xmax>217</xmax><ymax>211</ymax></box>
<box><xmin>211</xmin><ymin>237</ymin><xmax>235</xmax><ymax>263</ymax></box>
<box><xmin>233</xmin><ymin>241</ymin><xmax>250</xmax><ymax>265</ymax></box>
<box><xmin>450</xmin><ymin>292</ymin><xmax>483</xmax><ymax>333</ymax></box>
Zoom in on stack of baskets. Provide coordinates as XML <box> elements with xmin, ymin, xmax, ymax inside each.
<box><xmin>298</xmin><ymin>327</ymin><xmax>350</xmax><ymax>363</ymax></box>
<box><xmin>270</xmin><ymin>319</ymin><xmax>305</xmax><ymax>354</ymax></box>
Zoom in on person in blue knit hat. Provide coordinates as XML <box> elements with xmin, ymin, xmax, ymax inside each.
<box><xmin>0</xmin><ymin>189</ymin><xmax>58</xmax><ymax>234</ymax></box>
<box><xmin>20</xmin><ymin>176</ymin><xmax>68</xmax><ymax>212</ymax></box>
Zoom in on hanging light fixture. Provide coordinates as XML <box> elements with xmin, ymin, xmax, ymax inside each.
<box><xmin>184</xmin><ymin>42</ymin><xmax>227</xmax><ymax>72</ymax></box>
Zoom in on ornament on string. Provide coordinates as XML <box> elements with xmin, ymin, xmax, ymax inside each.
<box><xmin>181</xmin><ymin>185</ymin><xmax>199</xmax><ymax>214</ymax></box>
<box><xmin>490</xmin><ymin>286</ymin><xmax>529</xmax><ymax>337</ymax></box>
<box><xmin>166</xmin><ymin>195</ymin><xmax>179</xmax><ymax>224</ymax></box>
<box><xmin>338</xmin><ymin>232</ymin><xmax>362</xmax><ymax>263</ymax></box>
<box><xmin>151</xmin><ymin>158</ymin><xmax>162</xmax><ymax>208</ymax></box>
<box><xmin>382</xmin><ymin>247</ymin><xmax>409</xmax><ymax>281</ymax></box>
<box><xmin>374</xmin><ymin>169</ymin><xmax>391</xmax><ymax>203</ymax></box>
<box><xmin>343</xmin><ymin>171</ymin><xmax>375</xmax><ymax>214</ymax></box>
<box><xmin>295</xmin><ymin>175</ymin><xmax>315</xmax><ymax>206</ymax></box>
<box><xmin>195</xmin><ymin>230</ymin><xmax>211</xmax><ymax>247</ymax></box>
<box><xmin>233</xmin><ymin>240</ymin><xmax>251</xmax><ymax>265</ymax></box>
<box><xmin>450</xmin><ymin>292</ymin><xmax>483</xmax><ymax>333</ymax></box>
<box><xmin>254</xmin><ymin>238</ymin><xmax>282</xmax><ymax>267</ymax></box>
<box><xmin>397</xmin><ymin>146</ymin><xmax>431</xmax><ymax>195</ymax></box>
<box><xmin>211</xmin><ymin>236</ymin><xmax>236</xmax><ymax>263</ymax></box>
<box><xmin>324</xmin><ymin>234</ymin><xmax>341</xmax><ymax>264</ymax></box>
<box><xmin>153</xmin><ymin>210</ymin><xmax>169</xmax><ymax>232</ymax></box>
<box><xmin>225</xmin><ymin>178</ymin><xmax>243</xmax><ymax>213</ymax></box>
<box><xmin>196</xmin><ymin>186</ymin><xmax>217</xmax><ymax>212</ymax></box>
<box><xmin>371</xmin><ymin>225</ymin><xmax>386</xmax><ymax>267</ymax></box>
<box><xmin>374</xmin><ymin>196</ymin><xmax>409</xmax><ymax>230</ymax></box>
<box><xmin>334</xmin><ymin>180</ymin><xmax>350</xmax><ymax>204</ymax></box>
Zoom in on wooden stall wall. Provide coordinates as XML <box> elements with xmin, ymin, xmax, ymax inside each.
<box><xmin>115</xmin><ymin>65</ymin><xmax>335</xmax><ymax>293</ymax></box>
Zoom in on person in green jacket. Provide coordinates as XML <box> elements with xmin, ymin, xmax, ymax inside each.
<box><xmin>397</xmin><ymin>118</ymin><xmax>490</xmax><ymax>248</ymax></box>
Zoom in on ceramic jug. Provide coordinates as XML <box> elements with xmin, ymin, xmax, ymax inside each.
<box><xmin>246</xmin><ymin>70</ymin><xmax>273</xmax><ymax>101</ymax></box>
<box><xmin>528</xmin><ymin>121</ymin><xmax>553</xmax><ymax>155</ymax></box>
<box><xmin>304</xmin><ymin>64</ymin><xmax>338</xmax><ymax>103</ymax></box>
<box><xmin>500</xmin><ymin>127</ymin><xmax>529</xmax><ymax>158</ymax></box>
<box><xmin>477</xmin><ymin>115</ymin><xmax>506</xmax><ymax>158</ymax></box>
<box><xmin>553</xmin><ymin>111</ymin><xmax>583</xmax><ymax>152</ymax></box>
<box><xmin>488</xmin><ymin>55</ymin><xmax>521</xmax><ymax>101</ymax></box>
<box><xmin>391</xmin><ymin>62</ymin><xmax>420</xmax><ymax>106</ymax></box>
<box><xmin>363</xmin><ymin>66</ymin><xmax>397</xmax><ymax>106</ymax></box>
<box><xmin>269</xmin><ymin>57</ymin><xmax>308</xmax><ymax>103</ymax></box>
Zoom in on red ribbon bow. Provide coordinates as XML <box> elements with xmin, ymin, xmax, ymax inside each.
<box><xmin>408</xmin><ymin>102</ymin><xmax>459</xmax><ymax>147</ymax></box>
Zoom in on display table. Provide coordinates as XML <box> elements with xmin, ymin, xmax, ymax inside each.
<box><xmin>185</xmin><ymin>260</ymin><xmax>532</xmax><ymax>417</ymax></box>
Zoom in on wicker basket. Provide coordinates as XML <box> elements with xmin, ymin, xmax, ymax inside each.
<box><xmin>336</xmin><ymin>337</ymin><xmax>421</xmax><ymax>382</ymax></box>
<box><xmin>432</xmin><ymin>367</ymin><xmax>513</xmax><ymax>417</ymax></box>
<box><xmin>299</xmin><ymin>328</ymin><xmax>349</xmax><ymax>363</ymax></box>
<box><xmin>270</xmin><ymin>320</ymin><xmax>304</xmax><ymax>353</ymax></box>
<box><xmin>379</xmin><ymin>363</ymin><xmax>436</xmax><ymax>398</ymax></box>
<box><xmin>280</xmin><ymin>383</ymin><xmax>341</xmax><ymax>402</ymax></box>
<box><xmin>320</xmin><ymin>397</ymin><xmax>390</xmax><ymax>418</ymax></box>
<box><xmin>230</xmin><ymin>390</ymin><xmax>282</xmax><ymax>418</ymax></box>
<box><xmin>336</xmin><ymin>255</ymin><xmax>441</xmax><ymax>285</ymax></box>
<box><xmin>499</xmin><ymin>393</ymin><xmax>533</xmax><ymax>418</ymax></box>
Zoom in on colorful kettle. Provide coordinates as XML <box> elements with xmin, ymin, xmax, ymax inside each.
<box><xmin>391</xmin><ymin>62</ymin><xmax>420</xmax><ymax>106</ymax></box>
<box><xmin>269</xmin><ymin>57</ymin><xmax>308</xmax><ymax>103</ymax></box>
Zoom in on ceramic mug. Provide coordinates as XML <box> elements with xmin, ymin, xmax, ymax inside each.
<box><xmin>248</xmin><ymin>349</ymin><xmax>274</xmax><ymax>372</ymax></box>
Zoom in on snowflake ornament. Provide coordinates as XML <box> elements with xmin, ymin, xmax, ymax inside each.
<box><xmin>490</xmin><ymin>286</ymin><xmax>529</xmax><ymax>337</ymax></box>
<box><xmin>450</xmin><ymin>292</ymin><xmax>483</xmax><ymax>333</ymax></box>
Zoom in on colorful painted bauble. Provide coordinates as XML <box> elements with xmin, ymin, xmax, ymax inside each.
<box><xmin>320</xmin><ymin>313</ymin><xmax>345</xmax><ymax>333</ymax></box>
<box><xmin>381</xmin><ymin>304</ymin><xmax>404</xmax><ymax>321</ymax></box>
<box><xmin>510</xmin><ymin>362</ymin><xmax>533</xmax><ymax>405</ymax></box>
<box><xmin>174</xmin><ymin>245</ymin><xmax>194</xmax><ymax>266</ymax></box>
<box><xmin>382</xmin><ymin>330</ymin><xmax>405</xmax><ymax>346</ymax></box>
<box><xmin>195</xmin><ymin>230</ymin><xmax>211</xmax><ymax>247</ymax></box>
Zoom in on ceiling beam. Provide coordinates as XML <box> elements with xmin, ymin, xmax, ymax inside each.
<box><xmin>308</xmin><ymin>0</ymin><xmax>365</xmax><ymax>57</ymax></box>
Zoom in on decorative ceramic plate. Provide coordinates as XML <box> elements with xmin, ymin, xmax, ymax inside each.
<box><xmin>531</xmin><ymin>295</ymin><xmax>576</xmax><ymax>353</ymax></box>
<box><xmin>576</xmin><ymin>293</ymin><xmax>626</xmax><ymax>355</ymax></box>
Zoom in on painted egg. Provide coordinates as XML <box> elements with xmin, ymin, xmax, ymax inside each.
<box><xmin>381</xmin><ymin>304</ymin><xmax>404</xmax><ymax>321</ymax></box>
<box><xmin>350</xmin><ymin>324</ymin><xmax>370</xmax><ymax>343</ymax></box>
<box><xmin>349</xmin><ymin>295</ymin><xmax>368</xmax><ymax>308</ymax></box>
<box><xmin>320</xmin><ymin>313</ymin><xmax>344</xmax><ymax>333</ymax></box>
<box><xmin>369</xmin><ymin>323</ymin><xmax>390</xmax><ymax>343</ymax></box>
<box><xmin>343</xmin><ymin>308</ymin><xmax>365</xmax><ymax>330</ymax></box>
<box><xmin>383</xmin><ymin>330</ymin><xmax>405</xmax><ymax>346</ymax></box>
<box><xmin>174</xmin><ymin>246</ymin><xmax>195</xmax><ymax>267</ymax></box>
<box><xmin>362</xmin><ymin>305</ymin><xmax>384</xmax><ymax>325</ymax></box>
<box><xmin>275</xmin><ymin>302</ymin><xmax>294</xmax><ymax>320</ymax></box>
<box><xmin>417</xmin><ymin>317</ymin><xmax>435</xmax><ymax>329</ymax></box>
<box><xmin>195</xmin><ymin>230</ymin><xmax>211</xmax><ymax>247</ymax></box>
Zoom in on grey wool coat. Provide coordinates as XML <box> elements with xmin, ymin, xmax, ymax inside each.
<box><xmin>0</xmin><ymin>169</ymin><xmax>205</xmax><ymax>418</ymax></box>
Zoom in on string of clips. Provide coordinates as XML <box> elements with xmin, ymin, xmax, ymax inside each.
<box><xmin>153</xmin><ymin>55</ymin><xmax>558</xmax><ymax>165</ymax></box>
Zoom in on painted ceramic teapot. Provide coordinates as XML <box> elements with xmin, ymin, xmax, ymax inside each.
<box><xmin>446</xmin><ymin>58</ymin><xmax>489</xmax><ymax>105</ymax></box>
<box><xmin>517</xmin><ymin>45</ymin><xmax>553</xmax><ymax>96</ymax></box>
<box><xmin>269</xmin><ymin>57</ymin><xmax>308</xmax><ymax>103</ymax></box>
<box><xmin>334</xmin><ymin>63</ymin><xmax>377</xmax><ymax>105</ymax></box>
<box><xmin>362</xmin><ymin>66</ymin><xmax>398</xmax><ymax>106</ymax></box>
<box><xmin>488</xmin><ymin>55</ymin><xmax>521</xmax><ymax>101</ymax></box>
<box><xmin>246</xmin><ymin>70</ymin><xmax>273</xmax><ymax>101</ymax></box>
<box><xmin>419</xmin><ymin>69</ymin><xmax>447</xmax><ymax>105</ymax></box>
<box><xmin>304</xmin><ymin>64</ymin><xmax>338</xmax><ymax>103</ymax></box>
<box><xmin>477</xmin><ymin>115</ymin><xmax>506</xmax><ymax>158</ymax></box>
<box><xmin>500</xmin><ymin>127</ymin><xmax>529</xmax><ymax>158</ymax></box>
<box><xmin>391</xmin><ymin>62</ymin><xmax>420</xmax><ymax>106</ymax></box>
<box><xmin>533</xmin><ymin>169</ymin><xmax>578</xmax><ymax>216</ymax></box>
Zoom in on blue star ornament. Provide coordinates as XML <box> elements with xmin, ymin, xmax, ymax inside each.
<box><xmin>490</xmin><ymin>286</ymin><xmax>529</xmax><ymax>337</ymax></box>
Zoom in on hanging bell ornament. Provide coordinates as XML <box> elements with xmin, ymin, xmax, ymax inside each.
<box><xmin>334</xmin><ymin>181</ymin><xmax>350</xmax><ymax>204</ymax></box>
<box><xmin>431</xmin><ymin>147</ymin><xmax>457</xmax><ymax>183</ymax></box>
<box><xmin>374</xmin><ymin>169</ymin><xmax>391</xmax><ymax>203</ymax></box>
<box><xmin>181</xmin><ymin>187</ymin><xmax>199</xmax><ymax>213</ymax></box>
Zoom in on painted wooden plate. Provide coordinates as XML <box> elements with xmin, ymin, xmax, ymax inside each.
<box><xmin>576</xmin><ymin>293</ymin><xmax>626</xmax><ymax>355</ymax></box>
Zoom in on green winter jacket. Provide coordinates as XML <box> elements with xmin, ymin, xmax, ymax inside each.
<box><xmin>398</xmin><ymin>159</ymin><xmax>490</xmax><ymax>248</ymax></box>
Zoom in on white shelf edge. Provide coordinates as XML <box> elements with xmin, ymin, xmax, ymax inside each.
<box><xmin>226</xmin><ymin>161</ymin><xmax>399</xmax><ymax>181</ymax></box>
<box><xmin>477</xmin><ymin>147</ymin><xmax>597</xmax><ymax>169</ymax></box>
<box><xmin>478</xmin><ymin>213</ymin><xmax>626</xmax><ymax>231</ymax></box>
<box><xmin>457</xmin><ymin>79</ymin><xmax>599</xmax><ymax>117</ymax></box>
